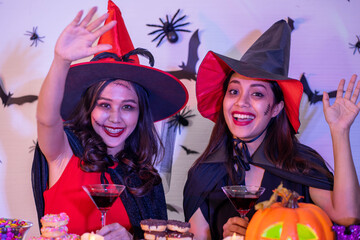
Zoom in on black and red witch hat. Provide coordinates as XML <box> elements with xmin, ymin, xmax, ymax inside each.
<box><xmin>196</xmin><ymin>20</ymin><xmax>303</xmax><ymax>132</ymax></box>
<box><xmin>60</xmin><ymin>0</ymin><xmax>188</xmax><ymax>122</ymax></box>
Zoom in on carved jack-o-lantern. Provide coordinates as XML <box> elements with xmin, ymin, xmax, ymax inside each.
<box><xmin>245</xmin><ymin>184</ymin><xmax>334</xmax><ymax>240</ymax></box>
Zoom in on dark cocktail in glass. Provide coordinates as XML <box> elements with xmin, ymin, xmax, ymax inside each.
<box><xmin>83</xmin><ymin>184</ymin><xmax>125</xmax><ymax>227</ymax></box>
<box><xmin>222</xmin><ymin>185</ymin><xmax>265</xmax><ymax>218</ymax></box>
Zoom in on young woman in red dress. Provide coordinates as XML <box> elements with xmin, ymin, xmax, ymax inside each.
<box><xmin>33</xmin><ymin>1</ymin><xmax>187</xmax><ymax>239</ymax></box>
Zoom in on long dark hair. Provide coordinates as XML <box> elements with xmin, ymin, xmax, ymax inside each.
<box><xmin>192</xmin><ymin>73</ymin><xmax>333</xmax><ymax>183</ymax></box>
<box><xmin>64</xmin><ymin>79</ymin><xmax>163</xmax><ymax>197</ymax></box>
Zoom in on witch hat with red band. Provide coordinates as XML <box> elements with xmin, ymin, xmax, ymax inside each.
<box><xmin>60</xmin><ymin>0</ymin><xmax>188</xmax><ymax>122</ymax></box>
<box><xmin>196</xmin><ymin>20</ymin><xmax>303</xmax><ymax>133</ymax></box>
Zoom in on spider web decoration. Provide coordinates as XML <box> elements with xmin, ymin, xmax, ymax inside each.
<box><xmin>349</xmin><ymin>35</ymin><xmax>360</xmax><ymax>55</ymax></box>
<box><xmin>156</xmin><ymin>120</ymin><xmax>177</xmax><ymax>192</ymax></box>
<box><xmin>146</xmin><ymin>9</ymin><xmax>191</xmax><ymax>47</ymax></box>
<box><xmin>24</xmin><ymin>26</ymin><xmax>45</xmax><ymax>47</ymax></box>
<box><xmin>167</xmin><ymin>106</ymin><xmax>195</xmax><ymax>134</ymax></box>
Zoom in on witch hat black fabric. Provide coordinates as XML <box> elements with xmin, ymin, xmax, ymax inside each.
<box><xmin>196</xmin><ymin>20</ymin><xmax>303</xmax><ymax>132</ymax></box>
<box><xmin>60</xmin><ymin>0</ymin><xmax>188</xmax><ymax>122</ymax></box>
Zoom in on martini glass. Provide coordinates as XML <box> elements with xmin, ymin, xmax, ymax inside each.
<box><xmin>222</xmin><ymin>185</ymin><xmax>265</xmax><ymax>218</ymax></box>
<box><xmin>83</xmin><ymin>184</ymin><xmax>125</xmax><ymax>227</ymax></box>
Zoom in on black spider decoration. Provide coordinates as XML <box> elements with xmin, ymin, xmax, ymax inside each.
<box><xmin>167</xmin><ymin>107</ymin><xmax>195</xmax><ymax>134</ymax></box>
<box><xmin>349</xmin><ymin>35</ymin><xmax>360</xmax><ymax>55</ymax></box>
<box><xmin>24</xmin><ymin>26</ymin><xmax>45</xmax><ymax>47</ymax></box>
<box><xmin>146</xmin><ymin>9</ymin><xmax>191</xmax><ymax>47</ymax></box>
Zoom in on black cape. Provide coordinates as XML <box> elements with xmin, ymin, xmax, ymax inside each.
<box><xmin>183</xmin><ymin>141</ymin><xmax>333</xmax><ymax>239</ymax></box>
<box><xmin>31</xmin><ymin>127</ymin><xmax>167</xmax><ymax>239</ymax></box>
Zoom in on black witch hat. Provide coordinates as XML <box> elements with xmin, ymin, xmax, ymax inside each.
<box><xmin>196</xmin><ymin>20</ymin><xmax>303</xmax><ymax>132</ymax></box>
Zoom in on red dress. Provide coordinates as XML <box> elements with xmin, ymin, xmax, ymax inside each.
<box><xmin>44</xmin><ymin>155</ymin><xmax>132</xmax><ymax>235</ymax></box>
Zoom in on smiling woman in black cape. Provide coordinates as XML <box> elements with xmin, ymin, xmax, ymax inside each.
<box><xmin>32</xmin><ymin>1</ymin><xmax>187</xmax><ymax>239</ymax></box>
<box><xmin>183</xmin><ymin>19</ymin><xmax>360</xmax><ymax>239</ymax></box>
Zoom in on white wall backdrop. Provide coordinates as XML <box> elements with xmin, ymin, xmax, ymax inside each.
<box><xmin>0</xmin><ymin>0</ymin><xmax>359</xmax><ymax>238</ymax></box>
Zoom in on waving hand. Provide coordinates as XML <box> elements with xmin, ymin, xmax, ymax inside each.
<box><xmin>323</xmin><ymin>74</ymin><xmax>360</xmax><ymax>131</ymax></box>
<box><xmin>37</xmin><ymin>6</ymin><xmax>117</xmax><ymax>185</ymax></box>
<box><xmin>55</xmin><ymin>7</ymin><xmax>116</xmax><ymax>63</ymax></box>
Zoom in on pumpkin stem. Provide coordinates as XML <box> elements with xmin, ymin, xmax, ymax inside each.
<box><xmin>280</xmin><ymin>191</ymin><xmax>303</xmax><ymax>209</ymax></box>
<box><xmin>255</xmin><ymin>183</ymin><xmax>303</xmax><ymax>210</ymax></box>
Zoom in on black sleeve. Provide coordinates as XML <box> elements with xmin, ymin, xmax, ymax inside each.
<box><xmin>199</xmin><ymin>197</ymin><xmax>210</xmax><ymax>223</ymax></box>
<box><xmin>183</xmin><ymin>162</ymin><xmax>228</xmax><ymax>222</ymax></box>
<box><xmin>31</xmin><ymin>143</ymin><xmax>48</xmax><ymax>229</ymax></box>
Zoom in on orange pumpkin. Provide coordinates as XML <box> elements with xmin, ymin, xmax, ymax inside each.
<box><xmin>245</xmin><ymin>184</ymin><xmax>334</xmax><ymax>240</ymax></box>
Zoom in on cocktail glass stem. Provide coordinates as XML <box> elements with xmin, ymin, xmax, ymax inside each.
<box><xmin>100</xmin><ymin>210</ymin><xmax>107</xmax><ymax>227</ymax></box>
<box><xmin>238</xmin><ymin>211</ymin><xmax>247</xmax><ymax>218</ymax></box>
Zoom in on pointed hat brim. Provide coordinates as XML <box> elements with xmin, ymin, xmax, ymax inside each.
<box><xmin>62</xmin><ymin>61</ymin><xmax>188</xmax><ymax>122</ymax></box>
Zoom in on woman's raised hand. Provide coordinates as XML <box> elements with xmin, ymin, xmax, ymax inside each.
<box><xmin>54</xmin><ymin>6</ymin><xmax>116</xmax><ymax>63</ymax></box>
<box><xmin>323</xmin><ymin>74</ymin><xmax>360</xmax><ymax>131</ymax></box>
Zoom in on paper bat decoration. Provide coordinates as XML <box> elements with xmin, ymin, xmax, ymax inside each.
<box><xmin>0</xmin><ymin>84</ymin><xmax>38</xmax><ymax>107</ymax></box>
<box><xmin>300</xmin><ymin>73</ymin><xmax>337</xmax><ymax>105</ymax></box>
<box><xmin>167</xmin><ymin>29</ymin><xmax>200</xmax><ymax>81</ymax></box>
<box><xmin>180</xmin><ymin>145</ymin><xmax>199</xmax><ymax>155</ymax></box>
<box><xmin>287</xmin><ymin>17</ymin><xmax>295</xmax><ymax>31</ymax></box>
